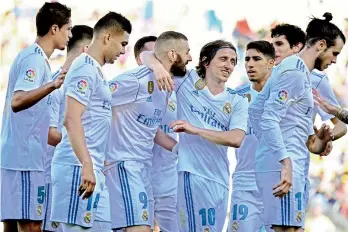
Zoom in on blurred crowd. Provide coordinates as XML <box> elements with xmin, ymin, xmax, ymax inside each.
<box><xmin>1</xmin><ymin>0</ymin><xmax>348</xmax><ymax>231</ymax></box>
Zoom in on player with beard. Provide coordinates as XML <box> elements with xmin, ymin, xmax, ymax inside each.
<box><xmin>140</xmin><ymin>39</ymin><xmax>248</xmax><ymax>232</ymax></box>
<box><xmin>133</xmin><ymin>35</ymin><xmax>180</xmax><ymax>232</ymax></box>
<box><xmin>104</xmin><ymin>31</ymin><xmax>191</xmax><ymax>232</ymax></box>
<box><xmin>228</xmin><ymin>40</ymin><xmax>275</xmax><ymax>232</ymax></box>
<box><xmin>0</xmin><ymin>2</ymin><xmax>71</xmax><ymax>232</ymax></box>
<box><xmin>248</xmin><ymin>13</ymin><xmax>344</xmax><ymax>232</ymax></box>
<box><xmin>270</xmin><ymin>21</ymin><xmax>347</xmax><ymax>226</ymax></box>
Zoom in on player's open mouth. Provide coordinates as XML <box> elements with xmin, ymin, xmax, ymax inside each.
<box><xmin>222</xmin><ymin>70</ymin><xmax>230</xmax><ymax>75</ymax></box>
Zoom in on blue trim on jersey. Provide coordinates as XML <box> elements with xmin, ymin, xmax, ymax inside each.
<box><xmin>68</xmin><ymin>166</ymin><xmax>81</xmax><ymax>224</ymax></box>
<box><xmin>184</xmin><ymin>172</ymin><xmax>196</xmax><ymax>232</ymax></box>
<box><xmin>21</xmin><ymin>171</ymin><xmax>30</xmax><ymax>219</ymax></box>
<box><xmin>134</xmin><ymin>70</ymin><xmax>151</xmax><ymax>80</ymax></box>
<box><xmin>52</xmin><ymin>70</ymin><xmax>60</xmax><ymax>81</ymax></box>
<box><xmin>287</xmin><ymin>193</ymin><xmax>290</xmax><ymax>225</ymax></box>
<box><xmin>121</xmin><ymin>162</ymin><xmax>135</xmax><ymax>225</ymax></box>
<box><xmin>118</xmin><ymin>162</ymin><xmax>135</xmax><ymax>226</ymax></box>
<box><xmin>27</xmin><ymin>172</ymin><xmax>31</xmax><ymax>219</ymax></box>
<box><xmin>117</xmin><ymin>163</ymin><xmax>130</xmax><ymax>226</ymax></box>
<box><xmin>134</xmin><ymin>66</ymin><xmax>150</xmax><ymax>77</ymax></box>
<box><xmin>43</xmin><ymin>183</ymin><xmax>50</xmax><ymax>229</ymax></box>
<box><xmin>183</xmin><ymin>172</ymin><xmax>192</xmax><ymax>231</ymax></box>
<box><xmin>21</xmin><ymin>172</ymin><xmax>25</xmax><ymax>219</ymax></box>
<box><xmin>281</xmin><ymin>192</ymin><xmax>291</xmax><ymax>225</ymax></box>
<box><xmin>311</xmin><ymin>71</ymin><xmax>326</xmax><ymax>79</ymax></box>
<box><xmin>176</xmin><ymin>69</ymin><xmax>194</xmax><ymax>94</ymax></box>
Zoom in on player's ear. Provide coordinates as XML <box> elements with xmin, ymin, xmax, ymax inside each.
<box><xmin>167</xmin><ymin>49</ymin><xmax>177</xmax><ymax>63</ymax></box>
<box><xmin>136</xmin><ymin>57</ymin><xmax>143</xmax><ymax>66</ymax></box>
<box><xmin>268</xmin><ymin>59</ymin><xmax>275</xmax><ymax>69</ymax></box>
<box><xmin>51</xmin><ymin>24</ymin><xmax>59</xmax><ymax>35</ymax></box>
<box><xmin>82</xmin><ymin>45</ymin><xmax>89</xmax><ymax>53</ymax></box>
<box><xmin>104</xmin><ymin>33</ymin><xmax>111</xmax><ymax>45</ymax></box>
<box><xmin>316</xmin><ymin>39</ymin><xmax>327</xmax><ymax>52</ymax></box>
<box><xmin>292</xmin><ymin>42</ymin><xmax>304</xmax><ymax>53</ymax></box>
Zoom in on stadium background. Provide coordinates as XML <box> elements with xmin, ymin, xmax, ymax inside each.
<box><xmin>1</xmin><ymin>0</ymin><xmax>348</xmax><ymax>231</ymax></box>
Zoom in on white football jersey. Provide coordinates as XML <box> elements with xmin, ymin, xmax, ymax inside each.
<box><xmin>1</xmin><ymin>43</ymin><xmax>51</xmax><ymax>171</ymax></box>
<box><xmin>175</xmin><ymin>69</ymin><xmax>248</xmax><ymax>188</ymax></box>
<box><xmin>52</xmin><ymin>53</ymin><xmax>112</xmax><ymax>170</ymax></box>
<box><xmin>106</xmin><ymin>66</ymin><xmax>170</xmax><ymax>166</ymax></box>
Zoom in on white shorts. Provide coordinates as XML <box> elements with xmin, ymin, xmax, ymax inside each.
<box><xmin>154</xmin><ymin>195</ymin><xmax>178</xmax><ymax>232</ymax></box>
<box><xmin>104</xmin><ymin>161</ymin><xmax>154</xmax><ymax>230</ymax></box>
<box><xmin>0</xmin><ymin>168</ymin><xmax>45</xmax><ymax>221</ymax></box>
<box><xmin>256</xmin><ymin>172</ymin><xmax>306</xmax><ymax>228</ymax></box>
<box><xmin>228</xmin><ymin>190</ymin><xmax>264</xmax><ymax>232</ymax></box>
<box><xmin>177</xmin><ymin>172</ymin><xmax>228</xmax><ymax>232</ymax></box>
<box><xmin>42</xmin><ymin>183</ymin><xmax>62</xmax><ymax>231</ymax></box>
<box><xmin>51</xmin><ymin>163</ymin><xmax>110</xmax><ymax>228</ymax></box>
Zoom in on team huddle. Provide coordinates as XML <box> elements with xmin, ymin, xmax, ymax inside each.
<box><xmin>1</xmin><ymin>2</ymin><xmax>348</xmax><ymax>232</ymax></box>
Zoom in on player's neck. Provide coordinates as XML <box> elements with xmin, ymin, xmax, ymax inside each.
<box><xmin>35</xmin><ymin>36</ymin><xmax>55</xmax><ymax>59</ymax></box>
<box><xmin>252</xmin><ymin>72</ymin><xmax>271</xmax><ymax>92</ymax></box>
<box><xmin>61</xmin><ymin>53</ymin><xmax>77</xmax><ymax>70</ymax></box>
<box><xmin>298</xmin><ymin>47</ymin><xmax>316</xmax><ymax>72</ymax></box>
<box><xmin>205</xmin><ymin>76</ymin><xmax>225</xmax><ymax>95</ymax></box>
<box><xmin>86</xmin><ymin>43</ymin><xmax>105</xmax><ymax>66</ymax></box>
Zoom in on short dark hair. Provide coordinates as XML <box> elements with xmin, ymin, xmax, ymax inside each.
<box><xmin>94</xmin><ymin>11</ymin><xmax>132</xmax><ymax>35</ymax></box>
<box><xmin>271</xmin><ymin>23</ymin><xmax>306</xmax><ymax>48</ymax></box>
<box><xmin>246</xmin><ymin>40</ymin><xmax>275</xmax><ymax>59</ymax></box>
<box><xmin>156</xmin><ymin>31</ymin><xmax>188</xmax><ymax>44</ymax></box>
<box><xmin>67</xmin><ymin>25</ymin><xmax>93</xmax><ymax>52</ymax></box>
<box><xmin>196</xmin><ymin>40</ymin><xmax>237</xmax><ymax>79</ymax></box>
<box><xmin>306</xmin><ymin>12</ymin><xmax>346</xmax><ymax>48</ymax></box>
<box><xmin>36</xmin><ymin>2</ymin><xmax>71</xmax><ymax>37</ymax></box>
<box><xmin>134</xmin><ymin>36</ymin><xmax>157</xmax><ymax>58</ymax></box>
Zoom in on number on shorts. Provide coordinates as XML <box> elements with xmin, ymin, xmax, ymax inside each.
<box><xmin>93</xmin><ymin>193</ymin><xmax>100</xmax><ymax>209</ymax></box>
<box><xmin>139</xmin><ymin>192</ymin><xmax>148</xmax><ymax>209</ymax></box>
<box><xmin>199</xmin><ymin>208</ymin><xmax>215</xmax><ymax>226</ymax></box>
<box><xmin>295</xmin><ymin>192</ymin><xmax>302</xmax><ymax>210</ymax></box>
<box><xmin>37</xmin><ymin>186</ymin><xmax>45</xmax><ymax>204</ymax></box>
<box><xmin>86</xmin><ymin>193</ymin><xmax>101</xmax><ymax>211</ymax></box>
<box><xmin>232</xmin><ymin>204</ymin><xmax>248</xmax><ymax>220</ymax></box>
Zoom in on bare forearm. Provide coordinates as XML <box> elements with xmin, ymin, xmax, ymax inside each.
<box><xmin>64</xmin><ymin>118</ymin><xmax>92</xmax><ymax>165</ymax></box>
<box><xmin>196</xmin><ymin>128</ymin><xmax>245</xmax><ymax>147</ymax></box>
<box><xmin>154</xmin><ymin>130</ymin><xmax>177</xmax><ymax>152</ymax></box>
<box><xmin>332</xmin><ymin>120</ymin><xmax>347</xmax><ymax>140</ymax></box>
<box><xmin>48</xmin><ymin>127</ymin><xmax>62</xmax><ymax>146</ymax></box>
<box><xmin>139</xmin><ymin>51</ymin><xmax>161</xmax><ymax>70</ymax></box>
<box><xmin>335</xmin><ymin>108</ymin><xmax>348</xmax><ymax>124</ymax></box>
<box><xmin>11</xmin><ymin>82</ymin><xmax>56</xmax><ymax>112</ymax></box>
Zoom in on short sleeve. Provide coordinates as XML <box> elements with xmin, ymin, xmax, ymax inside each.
<box><xmin>49</xmin><ymin>89</ymin><xmax>62</xmax><ymax>128</ymax></box>
<box><xmin>14</xmin><ymin>54</ymin><xmax>46</xmax><ymax>92</ymax></box>
<box><xmin>229</xmin><ymin>96</ymin><xmax>248</xmax><ymax>132</ymax></box>
<box><xmin>65</xmin><ymin>67</ymin><xmax>95</xmax><ymax>106</ymax></box>
<box><xmin>109</xmin><ymin>73</ymin><xmax>140</xmax><ymax>107</ymax></box>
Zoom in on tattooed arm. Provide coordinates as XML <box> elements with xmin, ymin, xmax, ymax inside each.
<box><xmin>335</xmin><ymin>108</ymin><xmax>348</xmax><ymax>124</ymax></box>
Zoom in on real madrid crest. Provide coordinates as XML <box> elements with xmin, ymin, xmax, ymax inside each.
<box><xmin>232</xmin><ymin>221</ymin><xmax>239</xmax><ymax>232</ymax></box>
<box><xmin>168</xmin><ymin>100</ymin><xmax>176</xmax><ymax>112</ymax></box>
<box><xmin>37</xmin><ymin>205</ymin><xmax>42</xmax><ymax>216</ymax></box>
<box><xmin>51</xmin><ymin>221</ymin><xmax>59</xmax><ymax>228</ymax></box>
<box><xmin>223</xmin><ymin>102</ymin><xmax>232</xmax><ymax>114</ymax></box>
<box><xmin>296</xmin><ymin>211</ymin><xmax>303</xmax><ymax>222</ymax></box>
<box><xmin>195</xmin><ymin>79</ymin><xmax>206</xmax><ymax>90</ymax></box>
<box><xmin>84</xmin><ymin>212</ymin><xmax>92</xmax><ymax>223</ymax></box>
<box><xmin>148</xmin><ymin>81</ymin><xmax>154</xmax><ymax>94</ymax></box>
<box><xmin>142</xmin><ymin>210</ymin><xmax>148</xmax><ymax>221</ymax></box>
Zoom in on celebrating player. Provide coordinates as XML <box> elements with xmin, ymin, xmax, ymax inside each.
<box><xmin>228</xmin><ymin>40</ymin><xmax>275</xmax><ymax>232</ymax></box>
<box><xmin>0</xmin><ymin>2</ymin><xmax>71</xmax><ymax>232</ymax></box>
<box><xmin>43</xmin><ymin>25</ymin><xmax>93</xmax><ymax>232</ymax></box>
<box><xmin>141</xmin><ymin>39</ymin><xmax>248</xmax><ymax>232</ymax></box>
<box><xmin>105</xmin><ymin>31</ymin><xmax>190</xmax><ymax>232</ymax></box>
<box><xmin>249</xmin><ymin>13</ymin><xmax>344</xmax><ymax>232</ymax></box>
<box><xmin>50</xmin><ymin>12</ymin><xmax>131</xmax><ymax>231</ymax></box>
<box><xmin>134</xmin><ymin>35</ymin><xmax>180</xmax><ymax>232</ymax></box>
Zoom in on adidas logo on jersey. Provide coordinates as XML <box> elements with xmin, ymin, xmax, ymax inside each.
<box><xmin>146</xmin><ymin>96</ymin><xmax>152</xmax><ymax>102</ymax></box>
<box><xmin>192</xmin><ymin>90</ymin><xmax>199</xmax><ymax>97</ymax></box>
